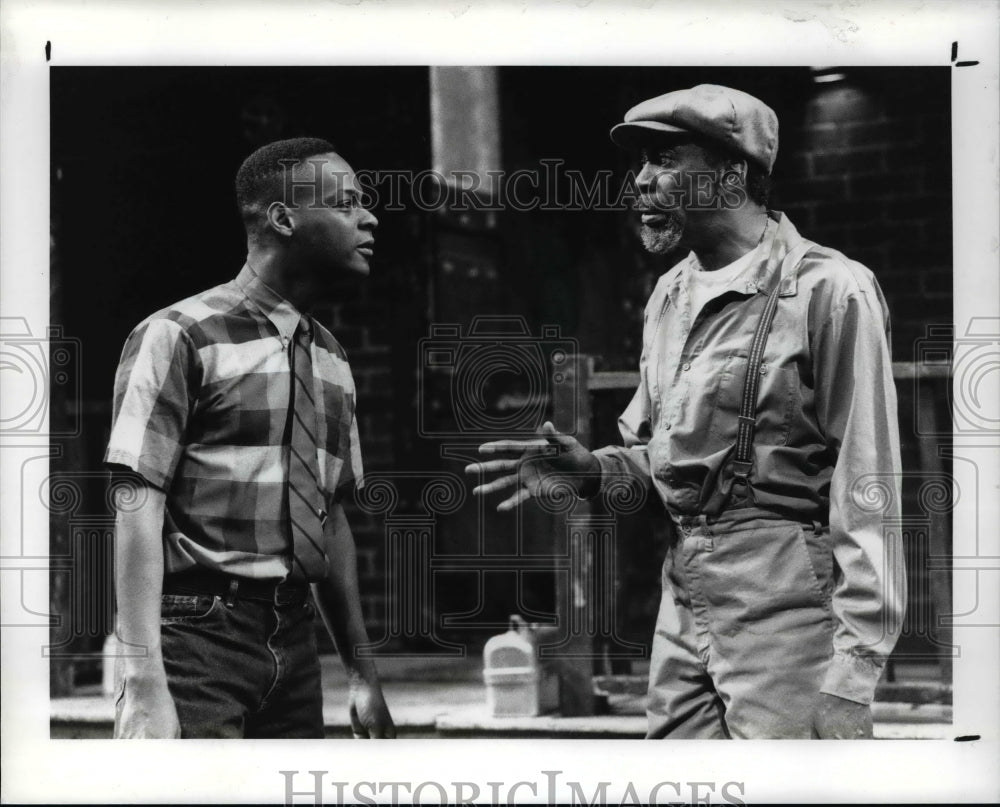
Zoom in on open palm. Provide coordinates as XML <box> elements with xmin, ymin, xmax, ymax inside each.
<box><xmin>465</xmin><ymin>422</ymin><xmax>601</xmax><ymax>511</ymax></box>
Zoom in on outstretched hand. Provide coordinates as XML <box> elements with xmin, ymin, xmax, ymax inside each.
<box><xmin>464</xmin><ymin>421</ymin><xmax>601</xmax><ymax>511</ymax></box>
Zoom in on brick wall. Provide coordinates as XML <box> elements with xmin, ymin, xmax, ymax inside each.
<box><xmin>50</xmin><ymin>67</ymin><xmax>953</xmax><ymax>670</ymax></box>
<box><xmin>773</xmin><ymin>69</ymin><xmax>952</xmax><ymax>359</ymax></box>
<box><xmin>312</xmin><ymin>280</ymin><xmax>409</xmax><ymax>641</ymax></box>
<box><xmin>729</xmin><ymin>71</ymin><xmax>954</xmax><ymax>663</ymax></box>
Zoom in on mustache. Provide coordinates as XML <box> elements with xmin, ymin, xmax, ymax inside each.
<box><xmin>632</xmin><ymin>196</ymin><xmax>681</xmax><ymax>214</ymax></box>
<box><xmin>633</xmin><ymin>200</ymin><xmax>677</xmax><ymax>214</ymax></box>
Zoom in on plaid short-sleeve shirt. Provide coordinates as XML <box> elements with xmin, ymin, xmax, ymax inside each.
<box><xmin>105</xmin><ymin>264</ymin><xmax>364</xmax><ymax>580</ymax></box>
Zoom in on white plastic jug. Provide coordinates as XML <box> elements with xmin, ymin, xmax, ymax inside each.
<box><xmin>482</xmin><ymin>615</ymin><xmax>559</xmax><ymax>717</ymax></box>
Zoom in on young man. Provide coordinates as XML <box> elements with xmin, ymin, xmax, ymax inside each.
<box><xmin>467</xmin><ymin>85</ymin><xmax>906</xmax><ymax>739</ymax></box>
<box><xmin>106</xmin><ymin>138</ymin><xmax>395</xmax><ymax>739</ymax></box>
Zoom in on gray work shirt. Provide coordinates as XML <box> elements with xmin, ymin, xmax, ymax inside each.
<box><xmin>595</xmin><ymin>211</ymin><xmax>907</xmax><ymax>704</ymax></box>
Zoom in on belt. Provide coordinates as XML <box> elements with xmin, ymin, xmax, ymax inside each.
<box><xmin>163</xmin><ymin>569</ymin><xmax>310</xmax><ymax>606</ymax></box>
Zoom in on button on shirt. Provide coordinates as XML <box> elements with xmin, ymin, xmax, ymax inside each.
<box><xmin>104</xmin><ymin>264</ymin><xmax>364</xmax><ymax>581</ymax></box>
<box><xmin>652</xmin><ymin>223</ymin><xmax>770</xmax><ymax>433</ymax></box>
<box><xmin>593</xmin><ymin>212</ymin><xmax>906</xmax><ymax>703</ymax></box>
<box><xmin>686</xmin><ymin>232</ymin><xmax>765</xmax><ymax>319</ymax></box>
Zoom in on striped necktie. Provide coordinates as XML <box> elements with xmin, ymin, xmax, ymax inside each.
<box><xmin>288</xmin><ymin>315</ymin><xmax>328</xmax><ymax>581</ymax></box>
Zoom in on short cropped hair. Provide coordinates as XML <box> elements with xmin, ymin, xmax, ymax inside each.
<box><xmin>235</xmin><ymin>137</ymin><xmax>336</xmax><ymax>237</ymax></box>
<box><xmin>696</xmin><ymin>138</ymin><xmax>772</xmax><ymax>208</ymax></box>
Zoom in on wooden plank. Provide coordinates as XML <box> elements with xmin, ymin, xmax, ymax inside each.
<box><xmin>551</xmin><ymin>355</ymin><xmax>596</xmax><ymax>716</ymax></box>
<box><xmin>586</xmin><ymin>363</ymin><xmax>952</xmax><ymax>394</ymax></box>
<box><xmin>891</xmin><ymin>362</ymin><xmax>952</xmax><ymax>380</ymax></box>
<box><xmin>587</xmin><ymin>371</ymin><xmax>640</xmax><ymax>391</ymax></box>
<box><xmin>594</xmin><ymin>676</ymin><xmax>953</xmax><ymax>704</ymax></box>
<box><xmin>914</xmin><ymin>376</ymin><xmax>954</xmax><ymax>684</ymax></box>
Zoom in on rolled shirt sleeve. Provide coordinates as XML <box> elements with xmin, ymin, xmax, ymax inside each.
<box><xmin>812</xmin><ymin>283</ymin><xmax>907</xmax><ymax>704</ymax></box>
<box><xmin>339</xmin><ymin>408</ymin><xmax>365</xmax><ymax>492</ymax></box>
<box><xmin>592</xmin><ymin>283</ymin><xmax>663</xmax><ymax>494</ymax></box>
<box><xmin>593</xmin><ymin>338</ymin><xmax>655</xmax><ymax>492</ymax></box>
<box><xmin>594</xmin><ymin>427</ymin><xmax>652</xmax><ymax>499</ymax></box>
<box><xmin>104</xmin><ymin>318</ymin><xmax>199</xmax><ymax>491</ymax></box>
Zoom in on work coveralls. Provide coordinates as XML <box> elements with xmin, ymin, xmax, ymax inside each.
<box><xmin>594</xmin><ymin>212</ymin><xmax>907</xmax><ymax>739</ymax></box>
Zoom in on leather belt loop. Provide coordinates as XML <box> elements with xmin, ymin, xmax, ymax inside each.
<box><xmin>224</xmin><ymin>578</ymin><xmax>239</xmax><ymax>608</ymax></box>
<box><xmin>731</xmin><ymin>460</ymin><xmax>753</xmax><ymax>481</ymax></box>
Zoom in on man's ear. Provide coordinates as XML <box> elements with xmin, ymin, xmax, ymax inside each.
<box><xmin>265</xmin><ymin>201</ymin><xmax>294</xmax><ymax>238</ymax></box>
<box><xmin>726</xmin><ymin>159</ymin><xmax>748</xmax><ymax>185</ymax></box>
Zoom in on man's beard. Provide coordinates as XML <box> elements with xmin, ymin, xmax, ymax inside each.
<box><xmin>639</xmin><ymin>211</ymin><xmax>684</xmax><ymax>255</ymax></box>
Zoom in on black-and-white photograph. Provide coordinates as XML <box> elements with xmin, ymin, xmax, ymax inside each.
<box><xmin>2</xmin><ymin>1</ymin><xmax>998</xmax><ymax>804</ymax></box>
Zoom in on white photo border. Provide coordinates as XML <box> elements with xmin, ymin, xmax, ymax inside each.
<box><xmin>2</xmin><ymin>0</ymin><xmax>998</xmax><ymax>803</ymax></box>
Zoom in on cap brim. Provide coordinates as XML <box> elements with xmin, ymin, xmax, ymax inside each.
<box><xmin>609</xmin><ymin>120</ymin><xmax>692</xmax><ymax>149</ymax></box>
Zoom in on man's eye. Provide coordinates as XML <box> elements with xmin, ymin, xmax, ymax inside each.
<box><xmin>638</xmin><ymin>150</ymin><xmax>674</xmax><ymax>169</ymax></box>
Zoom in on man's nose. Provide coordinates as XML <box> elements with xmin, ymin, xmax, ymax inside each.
<box><xmin>360</xmin><ymin>206</ymin><xmax>378</xmax><ymax>230</ymax></box>
<box><xmin>636</xmin><ymin>161</ymin><xmax>658</xmax><ymax>195</ymax></box>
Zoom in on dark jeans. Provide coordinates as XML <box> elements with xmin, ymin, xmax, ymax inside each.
<box><xmin>157</xmin><ymin>588</ymin><xmax>324</xmax><ymax>738</ymax></box>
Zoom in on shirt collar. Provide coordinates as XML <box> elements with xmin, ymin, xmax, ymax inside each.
<box><xmin>744</xmin><ymin>210</ymin><xmax>805</xmax><ymax>298</ymax></box>
<box><xmin>234</xmin><ymin>263</ymin><xmax>303</xmax><ymax>342</ymax></box>
<box><xmin>664</xmin><ymin>210</ymin><xmax>806</xmax><ymax>302</ymax></box>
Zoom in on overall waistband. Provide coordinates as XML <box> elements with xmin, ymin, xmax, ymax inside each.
<box><xmin>669</xmin><ymin>506</ymin><xmax>827</xmax><ymax>534</ymax></box>
<box><xmin>163</xmin><ymin>568</ymin><xmax>310</xmax><ymax>606</ymax></box>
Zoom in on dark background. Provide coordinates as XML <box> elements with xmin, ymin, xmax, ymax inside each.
<box><xmin>49</xmin><ymin>66</ymin><xmax>954</xmax><ymax>692</ymax></box>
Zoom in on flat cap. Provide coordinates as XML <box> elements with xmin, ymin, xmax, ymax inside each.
<box><xmin>610</xmin><ymin>84</ymin><xmax>779</xmax><ymax>174</ymax></box>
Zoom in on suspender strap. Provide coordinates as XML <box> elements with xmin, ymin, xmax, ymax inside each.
<box><xmin>731</xmin><ymin>238</ymin><xmax>815</xmax><ymax>486</ymax></box>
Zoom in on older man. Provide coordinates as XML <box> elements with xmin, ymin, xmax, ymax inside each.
<box><xmin>106</xmin><ymin>138</ymin><xmax>394</xmax><ymax>739</ymax></box>
<box><xmin>468</xmin><ymin>85</ymin><xmax>905</xmax><ymax>739</ymax></box>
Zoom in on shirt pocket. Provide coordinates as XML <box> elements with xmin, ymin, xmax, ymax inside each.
<box><xmin>708</xmin><ymin>353</ymin><xmax>798</xmax><ymax>447</ymax></box>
